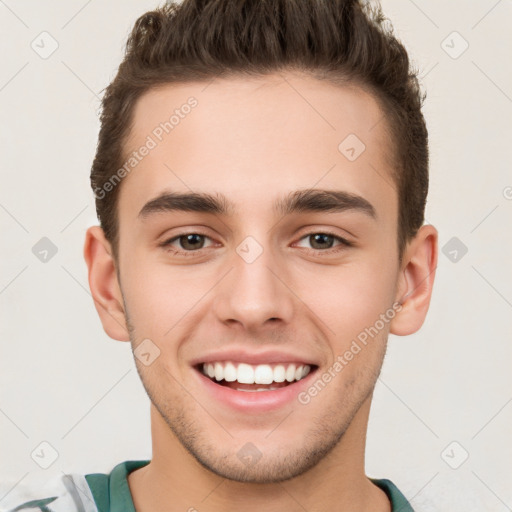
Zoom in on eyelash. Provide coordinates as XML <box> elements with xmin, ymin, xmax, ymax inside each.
<box><xmin>160</xmin><ymin>231</ymin><xmax>353</xmax><ymax>257</ymax></box>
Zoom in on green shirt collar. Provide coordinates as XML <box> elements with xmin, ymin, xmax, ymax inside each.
<box><xmin>88</xmin><ymin>460</ymin><xmax>414</xmax><ymax>512</ymax></box>
<box><xmin>110</xmin><ymin>460</ymin><xmax>150</xmax><ymax>512</ymax></box>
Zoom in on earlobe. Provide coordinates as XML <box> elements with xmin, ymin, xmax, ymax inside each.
<box><xmin>390</xmin><ymin>224</ymin><xmax>438</xmax><ymax>336</ymax></box>
<box><xmin>83</xmin><ymin>226</ymin><xmax>131</xmax><ymax>341</ymax></box>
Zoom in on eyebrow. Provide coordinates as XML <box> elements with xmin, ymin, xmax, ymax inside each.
<box><xmin>138</xmin><ymin>188</ymin><xmax>377</xmax><ymax>220</ymax></box>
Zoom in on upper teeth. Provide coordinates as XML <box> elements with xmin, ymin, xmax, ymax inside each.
<box><xmin>202</xmin><ymin>362</ymin><xmax>311</xmax><ymax>384</ymax></box>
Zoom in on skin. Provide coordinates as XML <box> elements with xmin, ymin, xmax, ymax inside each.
<box><xmin>84</xmin><ymin>70</ymin><xmax>438</xmax><ymax>512</ymax></box>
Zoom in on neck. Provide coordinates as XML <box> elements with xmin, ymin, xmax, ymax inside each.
<box><xmin>128</xmin><ymin>394</ymin><xmax>391</xmax><ymax>512</ymax></box>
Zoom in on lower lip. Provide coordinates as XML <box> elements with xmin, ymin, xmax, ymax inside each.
<box><xmin>192</xmin><ymin>366</ymin><xmax>318</xmax><ymax>413</ymax></box>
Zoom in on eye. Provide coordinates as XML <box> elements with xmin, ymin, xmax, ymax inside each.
<box><xmin>161</xmin><ymin>233</ymin><xmax>215</xmax><ymax>255</ymax></box>
<box><xmin>295</xmin><ymin>232</ymin><xmax>353</xmax><ymax>253</ymax></box>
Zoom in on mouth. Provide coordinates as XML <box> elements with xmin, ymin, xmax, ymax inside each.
<box><xmin>193</xmin><ymin>361</ymin><xmax>319</xmax><ymax>392</ymax></box>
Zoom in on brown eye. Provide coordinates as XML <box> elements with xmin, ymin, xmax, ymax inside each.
<box><xmin>308</xmin><ymin>233</ymin><xmax>335</xmax><ymax>250</ymax></box>
<box><xmin>177</xmin><ymin>234</ymin><xmax>206</xmax><ymax>250</ymax></box>
<box><xmin>161</xmin><ymin>232</ymin><xmax>215</xmax><ymax>255</ymax></box>
<box><xmin>295</xmin><ymin>232</ymin><xmax>353</xmax><ymax>254</ymax></box>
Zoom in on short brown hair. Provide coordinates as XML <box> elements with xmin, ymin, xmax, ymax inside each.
<box><xmin>91</xmin><ymin>0</ymin><xmax>428</xmax><ymax>264</ymax></box>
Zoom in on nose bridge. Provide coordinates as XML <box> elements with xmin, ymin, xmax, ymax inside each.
<box><xmin>213</xmin><ymin>234</ymin><xmax>294</xmax><ymax>329</ymax></box>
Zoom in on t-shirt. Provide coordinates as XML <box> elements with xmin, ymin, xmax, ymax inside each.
<box><xmin>1</xmin><ymin>460</ymin><xmax>415</xmax><ymax>511</ymax></box>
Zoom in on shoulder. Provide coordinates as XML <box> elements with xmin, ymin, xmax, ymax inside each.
<box><xmin>0</xmin><ymin>460</ymin><xmax>150</xmax><ymax>512</ymax></box>
<box><xmin>0</xmin><ymin>473</ymin><xmax>97</xmax><ymax>512</ymax></box>
<box><xmin>1</xmin><ymin>460</ymin><xmax>151</xmax><ymax>512</ymax></box>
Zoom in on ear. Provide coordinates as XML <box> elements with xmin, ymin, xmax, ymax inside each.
<box><xmin>390</xmin><ymin>224</ymin><xmax>438</xmax><ymax>336</ymax></box>
<box><xmin>83</xmin><ymin>226</ymin><xmax>130</xmax><ymax>341</ymax></box>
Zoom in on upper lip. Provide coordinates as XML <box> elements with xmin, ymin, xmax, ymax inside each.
<box><xmin>190</xmin><ymin>349</ymin><xmax>319</xmax><ymax>367</ymax></box>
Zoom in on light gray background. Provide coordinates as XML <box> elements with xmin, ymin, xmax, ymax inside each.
<box><xmin>1</xmin><ymin>1</ymin><xmax>511</xmax><ymax>510</ymax></box>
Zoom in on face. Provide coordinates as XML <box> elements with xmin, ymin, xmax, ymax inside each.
<box><xmin>113</xmin><ymin>71</ymin><xmax>403</xmax><ymax>482</ymax></box>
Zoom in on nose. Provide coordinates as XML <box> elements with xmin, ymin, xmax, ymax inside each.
<box><xmin>212</xmin><ymin>238</ymin><xmax>295</xmax><ymax>332</ymax></box>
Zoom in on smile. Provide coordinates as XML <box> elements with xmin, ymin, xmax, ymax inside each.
<box><xmin>199</xmin><ymin>361</ymin><xmax>313</xmax><ymax>392</ymax></box>
<box><xmin>192</xmin><ymin>361</ymin><xmax>319</xmax><ymax>412</ymax></box>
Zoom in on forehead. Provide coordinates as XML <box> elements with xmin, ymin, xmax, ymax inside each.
<box><xmin>118</xmin><ymin>71</ymin><xmax>396</xmax><ymax>226</ymax></box>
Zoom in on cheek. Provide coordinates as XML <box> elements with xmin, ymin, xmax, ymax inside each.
<box><xmin>120</xmin><ymin>258</ymin><xmax>215</xmax><ymax>336</ymax></box>
<box><xmin>299</xmin><ymin>260</ymin><xmax>397</xmax><ymax>343</ymax></box>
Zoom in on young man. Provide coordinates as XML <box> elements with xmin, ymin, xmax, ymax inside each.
<box><xmin>5</xmin><ymin>0</ymin><xmax>437</xmax><ymax>510</ymax></box>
